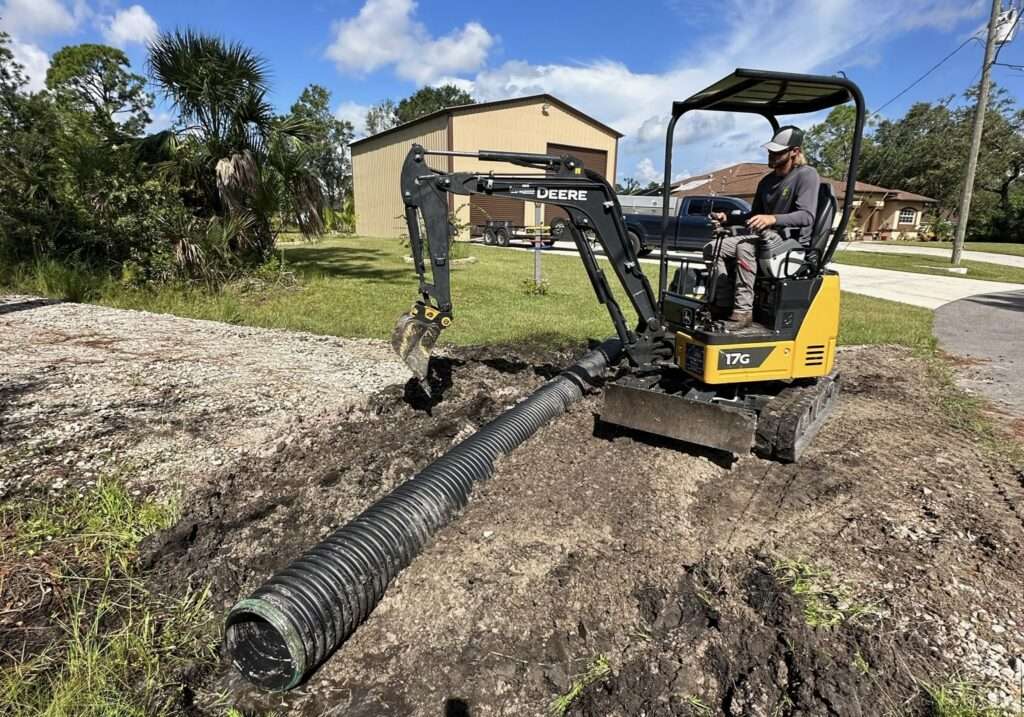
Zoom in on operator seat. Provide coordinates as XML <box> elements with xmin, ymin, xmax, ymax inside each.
<box><xmin>757</xmin><ymin>183</ymin><xmax>837</xmax><ymax>278</ymax></box>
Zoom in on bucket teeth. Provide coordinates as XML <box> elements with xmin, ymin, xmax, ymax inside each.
<box><xmin>392</xmin><ymin>304</ymin><xmax>446</xmax><ymax>379</ymax></box>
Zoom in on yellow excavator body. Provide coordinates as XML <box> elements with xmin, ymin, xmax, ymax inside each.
<box><xmin>676</xmin><ymin>274</ymin><xmax>840</xmax><ymax>385</ymax></box>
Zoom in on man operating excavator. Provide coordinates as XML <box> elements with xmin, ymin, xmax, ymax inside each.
<box><xmin>708</xmin><ymin>125</ymin><xmax>820</xmax><ymax>330</ymax></box>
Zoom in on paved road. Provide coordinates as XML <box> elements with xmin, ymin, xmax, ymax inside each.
<box><xmin>487</xmin><ymin>240</ymin><xmax>1023</xmax><ymax>309</ymax></box>
<box><xmin>934</xmin><ymin>290</ymin><xmax>1024</xmax><ymax>417</ymax></box>
<box><xmin>838</xmin><ymin>241</ymin><xmax>1024</xmax><ymax>268</ymax></box>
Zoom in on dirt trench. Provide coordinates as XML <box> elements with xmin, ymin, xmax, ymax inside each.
<box><xmin>127</xmin><ymin>345</ymin><xmax>1024</xmax><ymax>714</ymax></box>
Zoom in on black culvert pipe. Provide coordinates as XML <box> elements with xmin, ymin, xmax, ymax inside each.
<box><xmin>225</xmin><ymin>339</ymin><xmax>623</xmax><ymax>691</ymax></box>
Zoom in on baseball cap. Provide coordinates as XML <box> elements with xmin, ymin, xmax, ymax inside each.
<box><xmin>762</xmin><ymin>125</ymin><xmax>804</xmax><ymax>153</ymax></box>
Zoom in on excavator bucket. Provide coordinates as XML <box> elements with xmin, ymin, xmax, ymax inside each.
<box><xmin>391</xmin><ymin>302</ymin><xmax>448</xmax><ymax>379</ymax></box>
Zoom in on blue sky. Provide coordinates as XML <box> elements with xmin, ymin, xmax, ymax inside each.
<box><xmin>3</xmin><ymin>0</ymin><xmax>1022</xmax><ymax>182</ymax></box>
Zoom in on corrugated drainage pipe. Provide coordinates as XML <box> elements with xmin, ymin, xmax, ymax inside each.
<box><xmin>225</xmin><ymin>339</ymin><xmax>622</xmax><ymax>691</ymax></box>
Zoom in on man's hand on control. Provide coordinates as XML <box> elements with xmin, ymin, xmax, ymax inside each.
<box><xmin>746</xmin><ymin>214</ymin><xmax>776</xmax><ymax>231</ymax></box>
<box><xmin>710</xmin><ymin>211</ymin><xmax>727</xmax><ymax>223</ymax></box>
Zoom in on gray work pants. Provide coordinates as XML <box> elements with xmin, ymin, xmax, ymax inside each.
<box><xmin>703</xmin><ymin>234</ymin><xmax>758</xmax><ymax>312</ymax></box>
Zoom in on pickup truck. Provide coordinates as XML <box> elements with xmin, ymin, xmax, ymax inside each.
<box><xmin>619</xmin><ymin>194</ymin><xmax>751</xmax><ymax>255</ymax></box>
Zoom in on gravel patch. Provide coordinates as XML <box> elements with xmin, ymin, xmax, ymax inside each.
<box><xmin>0</xmin><ymin>295</ymin><xmax>411</xmax><ymax>499</ymax></box>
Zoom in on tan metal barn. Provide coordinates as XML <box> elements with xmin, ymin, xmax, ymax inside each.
<box><xmin>350</xmin><ymin>95</ymin><xmax>622</xmax><ymax>238</ymax></box>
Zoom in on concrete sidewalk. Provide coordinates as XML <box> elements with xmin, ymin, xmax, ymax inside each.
<box><xmin>838</xmin><ymin>242</ymin><xmax>1024</xmax><ymax>268</ymax></box>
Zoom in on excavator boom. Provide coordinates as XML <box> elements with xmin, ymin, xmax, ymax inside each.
<box><xmin>394</xmin><ymin>144</ymin><xmax>666</xmax><ymax>378</ymax></box>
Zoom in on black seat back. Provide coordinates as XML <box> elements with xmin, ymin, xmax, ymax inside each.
<box><xmin>810</xmin><ymin>182</ymin><xmax>837</xmax><ymax>254</ymax></box>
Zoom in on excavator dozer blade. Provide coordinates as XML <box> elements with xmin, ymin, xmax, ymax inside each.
<box><xmin>601</xmin><ymin>381</ymin><xmax>757</xmax><ymax>455</ymax></box>
<box><xmin>392</xmin><ymin>310</ymin><xmax>442</xmax><ymax>379</ymax></box>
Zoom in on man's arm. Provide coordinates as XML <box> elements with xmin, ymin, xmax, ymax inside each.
<box><xmin>772</xmin><ymin>167</ymin><xmax>819</xmax><ymax>228</ymax></box>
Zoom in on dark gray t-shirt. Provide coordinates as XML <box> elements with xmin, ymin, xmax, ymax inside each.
<box><xmin>750</xmin><ymin>165</ymin><xmax>820</xmax><ymax>244</ymax></box>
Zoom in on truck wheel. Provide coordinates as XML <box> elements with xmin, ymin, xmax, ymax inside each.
<box><xmin>549</xmin><ymin>218</ymin><xmax>568</xmax><ymax>238</ymax></box>
<box><xmin>483</xmin><ymin>228</ymin><xmax>497</xmax><ymax>245</ymax></box>
<box><xmin>496</xmin><ymin>228</ymin><xmax>510</xmax><ymax>247</ymax></box>
<box><xmin>628</xmin><ymin>231</ymin><xmax>651</xmax><ymax>257</ymax></box>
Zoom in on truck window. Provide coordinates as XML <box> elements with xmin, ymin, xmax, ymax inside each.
<box><xmin>686</xmin><ymin>199</ymin><xmax>710</xmax><ymax>216</ymax></box>
<box><xmin>711</xmin><ymin>199</ymin><xmax>741</xmax><ymax>214</ymax></box>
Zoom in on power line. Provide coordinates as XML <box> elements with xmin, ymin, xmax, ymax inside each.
<box><xmin>870</xmin><ymin>33</ymin><xmax>985</xmax><ymax>116</ymax></box>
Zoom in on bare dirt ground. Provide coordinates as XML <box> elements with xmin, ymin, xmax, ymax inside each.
<box><xmin>3</xmin><ymin>298</ymin><xmax>1024</xmax><ymax>716</ymax></box>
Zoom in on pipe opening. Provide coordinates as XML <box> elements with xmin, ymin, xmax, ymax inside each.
<box><xmin>225</xmin><ymin>600</ymin><xmax>305</xmax><ymax>692</ymax></box>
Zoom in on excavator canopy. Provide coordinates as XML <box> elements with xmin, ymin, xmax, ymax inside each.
<box><xmin>673</xmin><ymin>67</ymin><xmax>862</xmax><ymax>119</ymax></box>
<box><xmin>659</xmin><ymin>68</ymin><xmax>866</xmax><ymax>284</ymax></box>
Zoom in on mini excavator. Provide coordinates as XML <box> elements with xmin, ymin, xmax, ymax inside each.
<box><xmin>392</xmin><ymin>69</ymin><xmax>866</xmax><ymax>462</ymax></box>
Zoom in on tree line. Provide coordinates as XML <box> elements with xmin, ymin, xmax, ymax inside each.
<box><xmin>0</xmin><ymin>29</ymin><xmax>478</xmax><ymax>287</ymax></box>
<box><xmin>803</xmin><ymin>89</ymin><xmax>1024</xmax><ymax>241</ymax></box>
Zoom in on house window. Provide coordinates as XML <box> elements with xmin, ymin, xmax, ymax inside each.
<box><xmin>898</xmin><ymin>207</ymin><xmax>916</xmax><ymax>225</ymax></box>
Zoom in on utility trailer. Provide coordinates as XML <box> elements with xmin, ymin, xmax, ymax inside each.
<box><xmin>479</xmin><ymin>219</ymin><xmax>557</xmax><ymax>247</ymax></box>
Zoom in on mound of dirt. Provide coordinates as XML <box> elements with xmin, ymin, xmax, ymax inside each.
<box><xmin>574</xmin><ymin>552</ymin><xmax>927</xmax><ymax>716</ymax></box>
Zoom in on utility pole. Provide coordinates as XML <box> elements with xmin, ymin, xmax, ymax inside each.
<box><xmin>952</xmin><ymin>0</ymin><xmax>1003</xmax><ymax>266</ymax></box>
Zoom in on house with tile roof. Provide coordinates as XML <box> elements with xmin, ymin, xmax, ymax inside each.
<box><xmin>667</xmin><ymin>163</ymin><xmax>937</xmax><ymax>240</ymax></box>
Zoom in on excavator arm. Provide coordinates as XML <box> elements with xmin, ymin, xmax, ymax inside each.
<box><xmin>394</xmin><ymin>143</ymin><xmax>666</xmax><ymax>378</ymax></box>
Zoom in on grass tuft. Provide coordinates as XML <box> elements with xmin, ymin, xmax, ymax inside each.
<box><xmin>927</xmin><ymin>357</ymin><xmax>1024</xmax><ymax>465</ymax></box>
<box><xmin>923</xmin><ymin>680</ymin><xmax>1010</xmax><ymax>717</ymax></box>
<box><xmin>853</xmin><ymin>651</ymin><xmax>870</xmax><ymax>676</ymax></box>
<box><xmin>548</xmin><ymin>655</ymin><xmax>611</xmax><ymax>717</ymax></box>
<box><xmin>6</xmin><ymin>259</ymin><xmax>112</xmax><ymax>302</ymax></box>
<box><xmin>0</xmin><ymin>479</ymin><xmax>217</xmax><ymax>717</ymax></box>
<box><xmin>682</xmin><ymin>694</ymin><xmax>713</xmax><ymax>715</ymax></box>
<box><xmin>2</xmin><ymin>477</ymin><xmax>176</xmax><ymax>573</ymax></box>
<box><xmin>772</xmin><ymin>558</ymin><xmax>881</xmax><ymax>629</ymax></box>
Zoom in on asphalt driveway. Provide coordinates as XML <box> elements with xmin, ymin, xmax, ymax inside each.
<box><xmin>934</xmin><ymin>290</ymin><xmax>1024</xmax><ymax>418</ymax></box>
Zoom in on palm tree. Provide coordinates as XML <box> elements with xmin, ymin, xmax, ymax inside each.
<box><xmin>147</xmin><ymin>30</ymin><xmax>323</xmax><ymax>272</ymax></box>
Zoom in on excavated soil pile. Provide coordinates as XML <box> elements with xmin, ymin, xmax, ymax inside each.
<box><xmin>574</xmin><ymin>552</ymin><xmax>925</xmax><ymax>716</ymax></box>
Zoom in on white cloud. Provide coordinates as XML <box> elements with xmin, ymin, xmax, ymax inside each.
<box><xmin>325</xmin><ymin>0</ymin><xmax>493</xmax><ymax>85</ymax></box>
<box><xmin>335</xmin><ymin>100</ymin><xmax>371</xmax><ymax>139</ymax></box>
<box><xmin>634</xmin><ymin>158</ymin><xmax>661</xmax><ymax>185</ymax></box>
<box><xmin>0</xmin><ymin>0</ymin><xmax>87</xmax><ymax>91</ymax></box>
<box><xmin>8</xmin><ymin>37</ymin><xmax>49</xmax><ymax>92</ymax></box>
<box><xmin>0</xmin><ymin>0</ymin><xmax>88</xmax><ymax>38</ymax></box>
<box><xmin>100</xmin><ymin>4</ymin><xmax>158</xmax><ymax>47</ymax></box>
<box><xmin>455</xmin><ymin>0</ymin><xmax>985</xmax><ymax>178</ymax></box>
<box><xmin>432</xmin><ymin>75</ymin><xmax>476</xmax><ymax>94</ymax></box>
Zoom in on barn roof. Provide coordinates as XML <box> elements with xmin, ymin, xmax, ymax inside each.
<box><xmin>350</xmin><ymin>93</ymin><xmax>623</xmax><ymax>148</ymax></box>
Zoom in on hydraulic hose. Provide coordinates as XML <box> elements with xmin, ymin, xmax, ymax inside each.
<box><xmin>225</xmin><ymin>339</ymin><xmax>623</xmax><ymax>691</ymax></box>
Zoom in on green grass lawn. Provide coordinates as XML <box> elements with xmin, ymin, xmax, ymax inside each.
<box><xmin>5</xmin><ymin>236</ymin><xmax>936</xmax><ymax>352</ymax></box>
<box><xmin>832</xmin><ymin>249</ymin><xmax>1024</xmax><ymax>284</ymax></box>
<box><xmin>880</xmin><ymin>240</ymin><xmax>1024</xmax><ymax>257</ymax></box>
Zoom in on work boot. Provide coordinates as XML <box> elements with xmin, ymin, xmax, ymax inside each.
<box><xmin>725</xmin><ymin>310</ymin><xmax>753</xmax><ymax>331</ymax></box>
